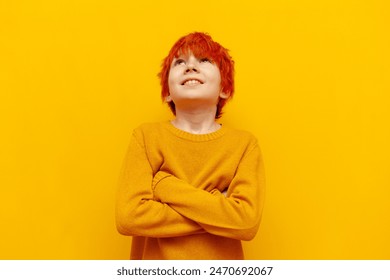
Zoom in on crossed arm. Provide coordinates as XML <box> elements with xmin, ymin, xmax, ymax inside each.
<box><xmin>115</xmin><ymin>133</ymin><xmax>265</xmax><ymax>240</ymax></box>
<box><xmin>115</xmin><ymin>134</ymin><xmax>204</xmax><ymax>238</ymax></box>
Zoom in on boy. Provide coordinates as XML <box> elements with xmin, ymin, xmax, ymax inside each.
<box><xmin>115</xmin><ymin>32</ymin><xmax>265</xmax><ymax>259</ymax></box>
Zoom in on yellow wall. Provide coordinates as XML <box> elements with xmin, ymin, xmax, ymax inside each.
<box><xmin>1</xmin><ymin>0</ymin><xmax>389</xmax><ymax>259</ymax></box>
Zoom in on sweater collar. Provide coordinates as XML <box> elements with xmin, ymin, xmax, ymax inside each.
<box><xmin>162</xmin><ymin>120</ymin><xmax>227</xmax><ymax>142</ymax></box>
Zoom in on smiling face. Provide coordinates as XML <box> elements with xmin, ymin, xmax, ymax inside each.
<box><xmin>167</xmin><ymin>52</ymin><xmax>229</xmax><ymax>113</ymax></box>
<box><xmin>158</xmin><ymin>32</ymin><xmax>235</xmax><ymax>118</ymax></box>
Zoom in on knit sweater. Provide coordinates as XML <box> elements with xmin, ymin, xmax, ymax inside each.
<box><xmin>115</xmin><ymin>121</ymin><xmax>265</xmax><ymax>259</ymax></box>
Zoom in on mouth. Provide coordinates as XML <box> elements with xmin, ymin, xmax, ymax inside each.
<box><xmin>181</xmin><ymin>79</ymin><xmax>204</xmax><ymax>86</ymax></box>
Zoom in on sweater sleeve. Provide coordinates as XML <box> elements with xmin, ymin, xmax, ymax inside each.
<box><xmin>115</xmin><ymin>132</ymin><xmax>204</xmax><ymax>238</ymax></box>
<box><xmin>153</xmin><ymin>143</ymin><xmax>265</xmax><ymax>241</ymax></box>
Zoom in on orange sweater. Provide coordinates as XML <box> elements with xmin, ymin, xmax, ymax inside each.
<box><xmin>115</xmin><ymin>121</ymin><xmax>265</xmax><ymax>259</ymax></box>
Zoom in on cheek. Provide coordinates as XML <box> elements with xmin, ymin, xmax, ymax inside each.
<box><xmin>211</xmin><ymin>70</ymin><xmax>222</xmax><ymax>88</ymax></box>
<box><xmin>168</xmin><ymin>78</ymin><xmax>181</xmax><ymax>98</ymax></box>
<box><xmin>210</xmin><ymin>66</ymin><xmax>222</xmax><ymax>83</ymax></box>
<box><xmin>167</xmin><ymin>70</ymin><xmax>176</xmax><ymax>92</ymax></box>
<box><xmin>217</xmin><ymin>72</ymin><xmax>222</xmax><ymax>84</ymax></box>
<box><xmin>168</xmin><ymin>76</ymin><xmax>175</xmax><ymax>93</ymax></box>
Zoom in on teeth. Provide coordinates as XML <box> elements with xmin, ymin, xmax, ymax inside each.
<box><xmin>184</xmin><ymin>79</ymin><xmax>201</xmax><ymax>85</ymax></box>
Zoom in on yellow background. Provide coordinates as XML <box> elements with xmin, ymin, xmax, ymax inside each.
<box><xmin>1</xmin><ymin>0</ymin><xmax>389</xmax><ymax>259</ymax></box>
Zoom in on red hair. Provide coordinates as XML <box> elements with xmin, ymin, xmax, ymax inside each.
<box><xmin>158</xmin><ymin>32</ymin><xmax>235</xmax><ymax>119</ymax></box>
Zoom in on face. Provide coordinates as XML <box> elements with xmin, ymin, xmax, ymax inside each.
<box><xmin>167</xmin><ymin>52</ymin><xmax>229</xmax><ymax>111</ymax></box>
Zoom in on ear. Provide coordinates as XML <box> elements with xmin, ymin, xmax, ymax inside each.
<box><xmin>219</xmin><ymin>92</ymin><xmax>230</xmax><ymax>99</ymax></box>
<box><xmin>165</xmin><ymin>95</ymin><xmax>172</xmax><ymax>102</ymax></box>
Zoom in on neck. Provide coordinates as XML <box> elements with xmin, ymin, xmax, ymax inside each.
<box><xmin>172</xmin><ymin>108</ymin><xmax>220</xmax><ymax>134</ymax></box>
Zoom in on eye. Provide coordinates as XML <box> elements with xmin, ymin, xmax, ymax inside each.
<box><xmin>173</xmin><ymin>59</ymin><xmax>185</xmax><ymax>66</ymax></box>
<box><xmin>200</xmin><ymin>57</ymin><xmax>212</xmax><ymax>63</ymax></box>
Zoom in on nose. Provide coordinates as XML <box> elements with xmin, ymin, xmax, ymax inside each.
<box><xmin>185</xmin><ymin>57</ymin><xmax>199</xmax><ymax>73</ymax></box>
<box><xmin>185</xmin><ymin>66</ymin><xmax>198</xmax><ymax>73</ymax></box>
